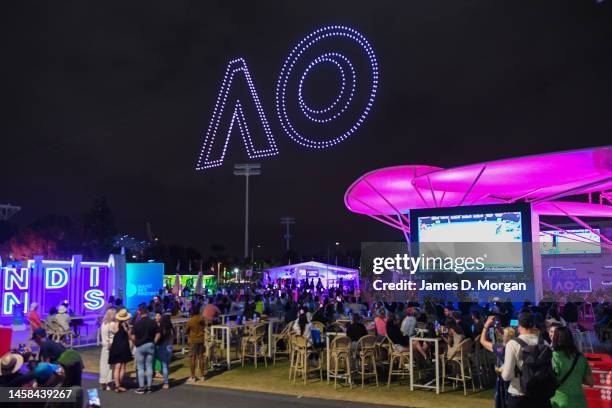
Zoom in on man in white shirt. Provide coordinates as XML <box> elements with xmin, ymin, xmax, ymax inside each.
<box><xmin>400</xmin><ymin>307</ymin><xmax>417</xmax><ymax>337</ymax></box>
<box><xmin>501</xmin><ymin>311</ymin><xmax>552</xmax><ymax>408</ymax></box>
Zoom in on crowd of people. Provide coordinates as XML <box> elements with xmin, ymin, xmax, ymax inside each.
<box><xmin>2</xmin><ymin>279</ymin><xmax>610</xmax><ymax>408</ymax></box>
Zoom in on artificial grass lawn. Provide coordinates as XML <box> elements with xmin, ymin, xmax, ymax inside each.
<box><xmin>80</xmin><ymin>346</ymin><xmax>494</xmax><ymax>408</ymax></box>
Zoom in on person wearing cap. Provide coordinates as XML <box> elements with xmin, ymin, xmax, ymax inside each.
<box><xmin>109</xmin><ymin>308</ymin><xmax>133</xmax><ymax>392</ymax></box>
<box><xmin>0</xmin><ymin>353</ymin><xmax>34</xmax><ymax>387</ymax></box>
<box><xmin>32</xmin><ymin>328</ymin><xmax>66</xmax><ymax>363</ymax></box>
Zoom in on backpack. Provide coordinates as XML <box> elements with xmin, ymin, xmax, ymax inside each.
<box><xmin>513</xmin><ymin>338</ymin><xmax>557</xmax><ymax>400</ymax></box>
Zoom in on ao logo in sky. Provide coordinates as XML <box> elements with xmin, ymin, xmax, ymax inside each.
<box><xmin>195</xmin><ymin>25</ymin><xmax>379</xmax><ymax>170</ymax></box>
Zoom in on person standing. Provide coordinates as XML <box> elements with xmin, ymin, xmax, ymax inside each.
<box><xmin>550</xmin><ymin>326</ymin><xmax>594</xmax><ymax>408</ymax></box>
<box><xmin>185</xmin><ymin>306</ymin><xmax>206</xmax><ymax>382</ymax></box>
<box><xmin>502</xmin><ymin>311</ymin><xmax>557</xmax><ymax>408</ymax></box>
<box><xmin>480</xmin><ymin>315</ymin><xmax>515</xmax><ymax>408</ymax></box>
<box><xmin>99</xmin><ymin>308</ymin><xmax>116</xmax><ymax>390</ymax></box>
<box><xmin>155</xmin><ymin>312</ymin><xmax>175</xmax><ymax>390</ymax></box>
<box><xmin>132</xmin><ymin>305</ymin><xmax>160</xmax><ymax>394</ymax></box>
<box><xmin>28</xmin><ymin>303</ymin><xmax>43</xmax><ymax>331</ymax></box>
<box><xmin>108</xmin><ymin>308</ymin><xmax>133</xmax><ymax>392</ymax></box>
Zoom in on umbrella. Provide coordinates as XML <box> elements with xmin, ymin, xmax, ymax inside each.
<box><xmin>195</xmin><ymin>271</ymin><xmax>203</xmax><ymax>296</ymax></box>
<box><xmin>172</xmin><ymin>272</ymin><xmax>182</xmax><ymax>296</ymax></box>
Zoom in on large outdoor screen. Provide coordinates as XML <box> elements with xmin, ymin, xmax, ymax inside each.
<box><xmin>410</xmin><ymin>203</ymin><xmax>532</xmax><ymax>273</ymax></box>
<box><xmin>540</xmin><ymin>228</ymin><xmax>602</xmax><ymax>255</ymax></box>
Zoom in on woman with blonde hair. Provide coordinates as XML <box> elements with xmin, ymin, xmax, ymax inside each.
<box><xmin>99</xmin><ymin>307</ymin><xmax>116</xmax><ymax>390</ymax></box>
<box><xmin>480</xmin><ymin>316</ymin><xmax>516</xmax><ymax>408</ymax></box>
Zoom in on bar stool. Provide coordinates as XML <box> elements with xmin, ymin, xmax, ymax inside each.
<box><xmin>441</xmin><ymin>338</ymin><xmax>476</xmax><ymax>396</ymax></box>
<box><xmin>241</xmin><ymin>323</ymin><xmax>268</xmax><ymax>368</ymax></box>
<box><xmin>329</xmin><ymin>335</ymin><xmax>353</xmax><ymax>389</ymax></box>
<box><xmin>356</xmin><ymin>335</ymin><xmax>379</xmax><ymax>387</ymax></box>
<box><xmin>387</xmin><ymin>344</ymin><xmax>411</xmax><ymax>387</ymax></box>
<box><xmin>291</xmin><ymin>335</ymin><xmax>322</xmax><ymax>385</ymax></box>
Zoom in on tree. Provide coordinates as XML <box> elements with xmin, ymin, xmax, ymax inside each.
<box><xmin>82</xmin><ymin>197</ymin><xmax>116</xmax><ymax>260</ymax></box>
<box><xmin>9</xmin><ymin>215</ymin><xmax>79</xmax><ymax>260</ymax></box>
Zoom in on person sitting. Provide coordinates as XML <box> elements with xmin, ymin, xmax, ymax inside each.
<box><xmin>386</xmin><ymin>314</ymin><xmax>410</xmax><ymax>351</ymax></box>
<box><xmin>292</xmin><ymin>311</ymin><xmax>312</xmax><ymax>344</ymax></box>
<box><xmin>346</xmin><ymin>313</ymin><xmax>368</xmax><ymax>342</ymax></box>
<box><xmin>55</xmin><ymin>305</ymin><xmax>71</xmax><ymax>333</ymax></box>
<box><xmin>374</xmin><ymin>308</ymin><xmax>388</xmax><ymax>339</ymax></box>
<box><xmin>0</xmin><ymin>352</ymin><xmax>34</xmax><ymax>387</ymax></box>
<box><xmin>442</xmin><ymin>319</ymin><xmax>465</xmax><ymax>359</ymax></box>
<box><xmin>400</xmin><ymin>307</ymin><xmax>417</xmax><ymax>337</ymax></box>
<box><xmin>471</xmin><ymin>310</ymin><xmax>484</xmax><ymax>339</ymax></box>
<box><xmin>45</xmin><ymin>306</ymin><xmax>59</xmax><ymax>330</ymax></box>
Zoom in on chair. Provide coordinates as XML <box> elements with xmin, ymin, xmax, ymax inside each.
<box><xmin>272</xmin><ymin>323</ymin><xmax>292</xmax><ymax>365</ymax></box>
<box><xmin>290</xmin><ymin>335</ymin><xmax>322</xmax><ymax>385</ymax></box>
<box><xmin>387</xmin><ymin>341</ymin><xmax>410</xmax><ymax>387</ymax></box>
<box><xmin>311</xmin><ymin>321</ymin><xmax>325</xmax><ymax>333</ymax></box>
<box><xmin>470</xmin><ymin>338</ymin><xmax>491</xmax><ymax>388</ymax></box>
<box><xmin>441</xmin><ymin>338</ymin><xmax>476</xmax><ymax>396</ymax></box>
<box><xmin>328</xmin><ymin>335</ymin><xmax>353</xmax><ymax>389</ymax></box>
<box><xmin>356</xmin><ymin>335</ymin><xmax>379</xmax><ymax>387</ymax></box>
<box><xmin>44</xmin><ymin>320</ymin><xmax>74</xmax><ymax>347</ymax></box>
<box><xmin>241</xmin><ymin>323</ymin><xmax>268</xmax><ymax>368</ymax></box>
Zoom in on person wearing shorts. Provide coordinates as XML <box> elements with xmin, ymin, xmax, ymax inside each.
<box><xmin>186</xmin><ymin>306</ymin><xmax>206</xmax><ymax>382</ymax></box>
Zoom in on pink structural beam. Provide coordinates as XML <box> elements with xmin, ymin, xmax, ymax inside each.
<box><xmin>344</xmin><ymin>146</ymin><xmax>612</xmax><ymax>222</ymax></box>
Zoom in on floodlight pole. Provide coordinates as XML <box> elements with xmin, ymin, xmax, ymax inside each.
<box><xmin>280</xmin><ymin>217</ymin><xmax>295</xmax><ymax>252</ymax></box>
<box><xmin>234</xmin><ymin>164</ymin><xmax>261</xmax><ymax>259</ymax></box>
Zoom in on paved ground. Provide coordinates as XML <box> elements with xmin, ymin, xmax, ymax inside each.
<box><xmin>82</xmin><ymin>376</ymin><xmax>398</xmax><ymax>408</ymax></box>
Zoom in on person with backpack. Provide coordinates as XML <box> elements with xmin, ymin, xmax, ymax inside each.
<box><xmin>502</xmin><ymin>310</ymin><xmax>557</xmax><ymax>408</ymax></box>
<box><xmin>550</xmin><ymin>326</ymin><xmax>594</xmax><ymax>408</ymax></box>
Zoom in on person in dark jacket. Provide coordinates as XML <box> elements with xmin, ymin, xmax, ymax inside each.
<box><xmin>346</xmin><ymin>313</ymin><xmax>368</xmax><ymax>342</ymax></box>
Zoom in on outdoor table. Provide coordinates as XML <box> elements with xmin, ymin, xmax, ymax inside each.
<box><xmin>210</xmin><ymin>322</ymin><xmax>244</xmax><ymax>369</ymax></box>
<box><xmin>409</xmin><ymin>337</ymin><xmax>441</xmax><ymax>394</ymax></box>
<box><xmin>220</xmin><ymin>313</ymin><xmax>238</xmax><ymax>324</ymax></box>
<box><xmin>325</xmin><ymin>331</ymin><xmax>346</xmax><ymax>383</ymax></box>
<box><xmin>171</xmin><ymin>317</ymin><xmax>189</xmax><ymax>347</ymax></box>
<box><xmin>69</xmin><ymin>315</ymin><xmax>98</xmax><ymax>346</ymax></box>
<box><xmin>243</xmin><ymin>319</ymin><xmax>275</xmax><ymax>357</ymax></box>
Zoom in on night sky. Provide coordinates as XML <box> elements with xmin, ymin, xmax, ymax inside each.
<box><xmin>3</xmin><ymin>1</ymin><xmax>611</xmax><ymax>258</ymax></box>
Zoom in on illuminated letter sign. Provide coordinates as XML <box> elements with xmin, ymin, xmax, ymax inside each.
<box><xmin>0</xmin><ymin>256</ymin><xmax>116</xmax><ymax>325</ymax></box>
<box><xmin>45</xmin><ymin>267</ymin><xmax>69</xmax><ymax>289</ymax></box>
<box><xmin>196</xmin><ymin>25</ymin><xmax>379</xmax><ymax>170</ymax></box>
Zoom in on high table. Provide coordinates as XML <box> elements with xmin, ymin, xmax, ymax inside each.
<box><xmin>243</xmin><ymin>319</ymin><xmax>280</xmax><ymax>357</ymax></box>
<box><xmin>325</xmin><ymin>332</ymin><xmax>346</xmax><ymax>383</ymax></box>
<box><xmin>210</xmin><ymin>322</ymin><xmax>244</xmax><ymax>369</ymax></box>
<box><xmin>409</xmin><ymin>337</ymin><xmax>441</xmax><ymax>394</ymax></box>
<box><xmin>170</xmin><ymin>317</ymin><xmax>189</xmax><ymax>349</ymax></box>
<box><xmin>219</xmin><ymin>313</ymin><xmax>238</xmax><ymax>324</ymax></box>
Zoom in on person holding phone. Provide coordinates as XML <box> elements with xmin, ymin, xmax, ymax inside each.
<box><xmin>481</xmin><ymin>315</ymin><xmax>515</xmax><ymax>408</ymax></box>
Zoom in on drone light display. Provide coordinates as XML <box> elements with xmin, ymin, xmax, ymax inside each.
<box><xmin>195</xmin><ymin>25</ymin><xmax>379</xmax><ymax>170</ymax></box>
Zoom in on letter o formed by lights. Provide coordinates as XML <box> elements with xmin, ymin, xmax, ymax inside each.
<box><xmin>276</xmin><ymin>25</ymin><xmax>379</xmax><ymax>149</ymax></box>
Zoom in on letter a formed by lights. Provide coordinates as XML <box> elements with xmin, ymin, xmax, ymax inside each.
<box><xmin>195</xmin><ymin>58</ymin><xmax>279</xmax><ymax>170</ymax></box>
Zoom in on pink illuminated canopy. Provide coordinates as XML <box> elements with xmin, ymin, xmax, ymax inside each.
<box><xmin>345</xmin><ymin>147</ymin><xmax>612</xmax><ymax>232</ymax></box>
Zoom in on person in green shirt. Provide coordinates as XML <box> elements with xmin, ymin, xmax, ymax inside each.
<box><xmin>550</xmin><ymin>326</ymin><xmax>594</xmax><ymax>408</ymax></box>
